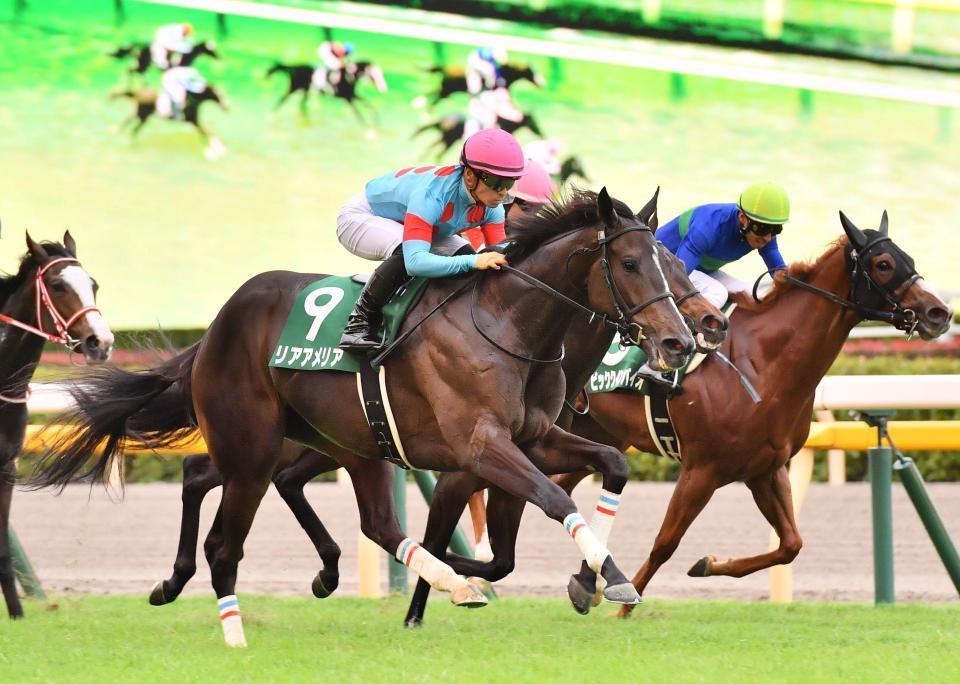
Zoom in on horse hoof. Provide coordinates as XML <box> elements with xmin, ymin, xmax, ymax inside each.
<box><xmin>603</xmin><ymin>582</ymin><xmax>642</xmax><ymax>606</ymax></box>
<box><xmin>404</xmin><ymin>616</ymin><xmax>423</xmax><ymax>629</ymax></box>
<box><xmin>312</xmin><ymin>573</ymin><xmax>335</xmax><ymax>599</ymax></box>
<box><xmin>450</xmin><ymin>583</ymin><xmax>488</xmax><ymax>608</ymax></box>
<box><xmin>566</xmin><ymin>574</ymin><xmax>595</xmax><ymax>615</ymax></box>
<box><xmin>148</xmin><ymin>580</ymin><xmax>169</xmax><ymax>606</ymax></box>
<box><xmin>687</xmin><ymin>555</ymin><xmax>716</xmax><ymax>577</ymax></box>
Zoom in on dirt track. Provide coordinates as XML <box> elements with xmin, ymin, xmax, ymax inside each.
<box><xmin>11</xmin><ymin>480</ymin><xmax>960</xmax><ymax>602</ymax></box>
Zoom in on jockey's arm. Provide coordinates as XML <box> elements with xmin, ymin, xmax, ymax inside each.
<box><xmin>478</xmin><ymin>215</ymin><xmax>506</xmax><ymax>247</ymax></box>
<box><xmin>461</xmin><ymin>227</ymin><xmax>486</xmax><ymax>251</ymax></box>
<box><xmin>401</xmin><ymin>212</ymin><xmax>478</xmax><ymax>278</ymax></box>
<box><xmin>759</xmin><ymin>238</ymin><xmax>787</xmax><ymax>271</ymax></box>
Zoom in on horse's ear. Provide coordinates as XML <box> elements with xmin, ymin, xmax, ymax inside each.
<box><xmin>64</xmin><ymin>230</ymin><xmax>77</xmax><ymax>257</ymax></box>
<box><xmin>878</xmin><ymin>210</ymin><xmax>889</xmax><ymax>236</ymax></box>
<box><xmin>839</xmin><ymin>210</ymin><xmax>867</xmax><ymax>250</ymax></box>
<box><xmin>26</xmin><ymin>232</ymin><xmax>48</xmax><ymax>261</ymax></box>
<box><xmin>597</xmin><ymin>187</ymin><xmax>619</xmax><ymax>229</ymax></box>
<box><xmin>637</xmin><ymin>186</ymin><xmax>660</xmax><ymax>231</ymax></box>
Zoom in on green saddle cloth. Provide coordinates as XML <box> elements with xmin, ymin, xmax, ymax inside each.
<box><xmin>587</xmin><ymin>302</ymin><xmax>736</xmax><ymax>394</ymax></box>
<box><xmin>269</xmin><ymin>275</ymin><xmax>429</xmax><ymax>373</ymax></box>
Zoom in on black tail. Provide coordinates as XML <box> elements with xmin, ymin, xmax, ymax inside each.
<box><xmin>26</xmin><ymin>344</ymin><xmax>201</xmax><ymax>492</ymax></box>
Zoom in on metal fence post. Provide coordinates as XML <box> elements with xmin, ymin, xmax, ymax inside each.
<box><xmin>9</xmin><ymin>527</ymin><xmax>45</xmax><ymax>599</ymax></box>
<box><xmin>388</xmin><ymin>465</ymin><xmax>408</xmax><ymax>594</ymax></box>
<box><xmin>868</xmin><ymin>444</ymin><xmax>895</xmax><ymax>604</ymax></box>
<box><xmin>894</xmin><ymin>456</ymin><xmax>960</xmax><ymax>596</ymax></box>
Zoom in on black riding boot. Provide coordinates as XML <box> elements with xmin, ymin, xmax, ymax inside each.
<box><xmin>339</xmin><ymin>252</ymin><xmax>410</xmax><ymax>352</ymax></box>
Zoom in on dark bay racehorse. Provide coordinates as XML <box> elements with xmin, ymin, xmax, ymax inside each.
<box><xmin>111</xmin><ymin>85</ymin><xmax>228</xmax><ymax>158</ymax></box>
<box><xmin>424</xmin><ymin>63</ymin><xmax>544</xmax><ymax>106</ymax></box>
<box><xmin>397</xmin><ymin>212</ymin><xmax>953</xmax><ymax>623</ymax></box>
<box><xmin>30</xmin><ymin>190</ymin><xmax>694</xmax><ymax>646</ymax></box>
<box><xmin>267</xmin><ymin>61</ymin><xmax>387</xmax><ymax>123</ymax></box>
<box><xmin>0</xmin><ymin>234</ymin><xmax>114</xmax><ymax>619</ymax></box>
<box><xmin>413</xmin><ymin>112</ymin><xmax>543</xmax><ymax>161</ymax></box>
<box><xmin>109</xmin><ymin>41</ymin><xmax>219</xmax><ymax>78</ymax></box>
<box><xmin>145</xmin><ymin>210</ymin><xmax>728</xmax><ymax>610</ymax></box>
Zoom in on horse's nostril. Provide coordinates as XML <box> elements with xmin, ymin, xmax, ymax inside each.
<box><xmin>702</xmin><ymin>314</ymin><xmax>724</xmax><ymax>332</ymax></box>
<box><xmin>927</xmin><ymin>306</ymin><xmax>950</xmax><ymax>327</ymax></box>
<box><xmin>664</xmin><ymin>337</ymin><xmax>694</xmax><ymax>356</ymax></box>
<box><xmin>84</xmin><ymin>335</ymin><xmax>100</xmax><ymax>350</ymax></box>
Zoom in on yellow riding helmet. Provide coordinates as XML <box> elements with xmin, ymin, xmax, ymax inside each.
<box><xmin>739</xmin><ymin>181</ymin><xmax>790</xmax><ymax>225</ymax></box>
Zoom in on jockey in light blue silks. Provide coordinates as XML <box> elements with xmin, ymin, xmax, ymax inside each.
<box><xmin>336</xmin><ymin>128</ymin><xmax>528</xmax><ymax>352</ymax></box>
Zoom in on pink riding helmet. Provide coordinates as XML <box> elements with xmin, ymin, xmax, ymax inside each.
<box><xmin>460</xmin><ymin>128</ymin><xmax>528</xmax><ymax>178</ymax></box>
<box><xmin>512</xmin><ymin>158</ymin><xmax>555</xmax><ymax>203</ymax></box>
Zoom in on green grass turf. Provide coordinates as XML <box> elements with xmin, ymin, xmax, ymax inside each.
<box><xmin>1</xmin><ymin>1</ymin><xmax>958</xmax><ymax>329</ymax></box>
<box><xmin>1</xmin><ymin>595</ymin><xmax>958</xmax><ymax>682</ymax></box>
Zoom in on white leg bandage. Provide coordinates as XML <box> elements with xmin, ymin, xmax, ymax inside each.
<box><xmin>218</xmin><ymin>594</ymin><xmax>247</xmax><ymax>648</ymax></box>
<box><xmin>588</xmin><ymin>489</ymin><xmax>621</xmax><ymax>546</ymax></box>
<box><xmin>396</xmin><ymin>538</ymin><xmax>468</xmax><ymax>593</ymax></box>
<box><xmin>564</xmin><ymin>513</ymin><xmax>609</xmax><ymax>573</ymax></box>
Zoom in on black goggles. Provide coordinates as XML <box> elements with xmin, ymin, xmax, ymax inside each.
<box><xmin>476</xmin><ymin>170</ymin><xmax>518</xmax><ymax>192</ymax></box>
<box><xmin>747</xmin><ymin>220</ymin><xmax>783</xmax><ymax>237</ymax></box>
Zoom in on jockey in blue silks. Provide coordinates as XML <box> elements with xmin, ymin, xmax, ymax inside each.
<box><xmin>635</xmin><ymin>181</ymin><xmax>790</xmax><ymax>385</ymax></box>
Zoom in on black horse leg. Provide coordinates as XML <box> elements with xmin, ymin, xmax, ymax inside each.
<box><xmin>149</xmin><ymin>454</ymin><xmax>223</xmax><ymax>606</ymax></box>
<box><xmin>470</xmin><ymin>426</ymin><xmax>637</xmax><ymax>611</ymax></box>
<box><xmin>332</xmin><ymin>450</ymin><xmax>485</xmax><ymax>608</ymax></box>
<box><xmin>0</xmin><ymin>459</ymin><xmax>24</xmax><ymax>619</ymax></box>
<box><xmin>346</xmin><ymin>100</ymin><xmax>367</xmax><ymax>127</ymax></box>
<box><xmin>405</xmin><ymin>479</ymin><xmax>526</xmax><ymax>628</ymax></box>
<box><xmin>298</xmin><ymin>88</ymin><xmax>309</xmax><ymax>118</ymax></box>
<box><xmin>403</xmin><ymin>471</ymin><xmax>484</xmax><ymax>627</ymax></box>
<box><xmin>522</xmin><ymin>425</ymin><xmax>631</xmax><ymax>614</ymax></box>
<box><xmin>270</xmin><ymin>448</ymin><xmax>342</xmax><ymax>599</ymax></box>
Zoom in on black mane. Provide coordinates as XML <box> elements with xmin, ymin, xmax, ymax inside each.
<box><xmin>0</xmin><ymin>241</ymin><xmax>72</xmax><ymax>308</ymax></box>
<box><xmin>506</xmin><ymin>189</ymin><xmax>637</xmax><ymax>261</ymax></box>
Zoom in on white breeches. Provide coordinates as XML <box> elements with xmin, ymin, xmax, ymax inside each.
<box><xmin>689</xmin><ymin>269</ymin><xmax>751</xmax><ymax>309</ymax></box>
<box><xmin>336</xmin><ymin>193</ymin><xmax>468</xmax><ymax>261</ymax></box>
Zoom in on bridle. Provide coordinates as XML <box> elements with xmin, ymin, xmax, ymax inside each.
<box><xmin>0</xmin><ymin>257</ymin><xmax>100</xmax><ymax>403</ymax></box>
<box><xmin>753</xmin><ymin>234</ymin><xmax>922</xmax><ymax>337</ymax></box>
<box><xmin>472</xmin><ymin>223</ymin><xmax>676</xmax><ymax>364</ymax></box>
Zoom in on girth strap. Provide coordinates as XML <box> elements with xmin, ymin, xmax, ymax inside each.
<box><xmin>356</xmin><ymin>362</ymin><xmax>413</xmax><ymax>469</ymax></box>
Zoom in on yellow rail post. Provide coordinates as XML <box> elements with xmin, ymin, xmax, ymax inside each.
<box><xmin>769</xmin><ymin>447</ymin><xmax>814</xmax><ymax>603</ymax></box>
<box><xmin>816</xmin><ymin>410</ymin><xmax>847</xmax><ymax>485</ymax></box>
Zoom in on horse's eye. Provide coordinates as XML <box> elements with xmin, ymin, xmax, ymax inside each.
<box><xmin>877</xmin><ymin>260</ymin><xmax>892</xmax><ymax>272</ymax></box>
<box><xmin>51</xmin><ymin>282</ymin><xmax>68</xmax><ymax>294</ymax></box>
<box><xmin>622</xmin><ymin>260</ymin><xmax>637</xmax><ymax>272</ymax></box>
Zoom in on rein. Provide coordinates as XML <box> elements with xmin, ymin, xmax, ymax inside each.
<box><xmin>0</xmin><ymin>257</ymin><xmax>99</xmax><ymax>403</ymax></box>
<box><xmin>375</xmin><ymin>222</ymin><xmax>676</xmax><ymax>367</ymax></box>
<box><xmin>470</xmin><ymin>225</ymin><xmax>675</xmax><ymax>364</ymax></box>
<box><xmin>751</xmin><ymin>236</ymin><xmax>921</xmax><ymax>337</ymax></box>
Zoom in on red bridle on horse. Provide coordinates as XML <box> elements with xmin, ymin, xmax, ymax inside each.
<box><xmin>0</xmin><ymin>257</ymin><xmax>101</xmax><ymax>403</ymax></box>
